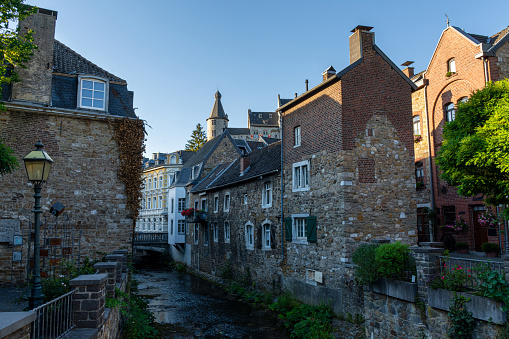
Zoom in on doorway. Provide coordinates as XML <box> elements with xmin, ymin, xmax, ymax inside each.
<box><xmin>472</xmin><ymin>205</ymin><xmax>487</xmax><ymax>251</ymax></box>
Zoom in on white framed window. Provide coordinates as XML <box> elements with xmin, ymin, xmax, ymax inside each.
<box><xmin>159</xmin><ymin>176</ymin><xmax>163</xmax><ymax>188</ymax></box>
<box><xmin>293</xmin><ymin>160</ymin><xmax>310</xmax><ymax>192</ymax></box>
<box><xmin>293</xmin><ymin>214</ymin><xmax>309</xmax><ymax>243</ymax></box>
<box><xmin>194</xmin><ymin>224</ymin><xmax>199</xmax><ymax>244</ymax></box>
<box><xmin>170</xmin><ymin>219</ymin><xmax>173</xmax><ymax>235</ymax></box>
<box><xmin>447</xmin><ymin>58</ymin><xmax>456</xmax><ymax>73</ymax></box>
<box><xmin>178</xmin><ymin>198</ymin><xmax>186</xmax><ymax>212</ymax></box>
<box><xmin>263</xmin><ymin>224</ymin><xmax>271</xmax><ymax>249</ymax></box>
<box><xmin>178</xmin><ymin>220</ymin><xmax>185</xmax><ymax>235</ymax></box>
<box><xmin>213</xmin><ymin>222</ymin><xmax>218</xmax><ymax>242</ymax></box>
<box><xmin>214</xmin><ymin>195</ymin><xmax>219</xmax><ymax>212</ymax></box>
<box><xmin>148</xmin><ymin>179</ymin><xmax>152</xmax><ymax>190</ymax></box>
<box><xmin>294</xmin><ymin>126</ymin><xmax>301</xmax><ymax>147</ymax></box>
<box><xmin>445</xmin><ymin>102</ymin><xmax>455</xmax><ymax>122</ymax></box>
<box><xmin>245</xmin><ymin>223</ymin><xmax>254</xmax><ymax>250</ymax></box>
<box><xmin>147</xmin><ymin>198</ymin><xmax>151</xmax><ymax>210</ymax></box>
<box><xmin>262</xmin><ymin>181</ymin><xmax>272</xmax><ymax>208</ymax></box>
<box><xmin>154</xmin><ymin>177</ymin><xmax>158</xmax><ymax>189</ymax></box>
<box><xmin>170</xmin><ymin>155</ymin><xmax>176</xmax><ymax>164</ymax></box>
<box><xmin>244</xmin><ymin>194</ymin><xmax>248</xmax><ymax>205</ymax></box>
<box><xmin>142</xmin><ymin>200</ymin><xmax>146</xmax><ymax>210</ymax></box>
<box><xmin>171</xmin><ymin>198</ymin><xmax>174</xmax><ymax>213</ymax></box>
<box><xmin>158</xmin><ymin>196</ymin><xmax>162</xmax><ymax>209</ymax></box>
<box><xmin>224</xmin><ymin>221</ymin><xmax>230</xmax><ymax>242</ymax></box>
<box><xmin>413</xmin><ymin>115</ymin><xmax>421</xmax><ymax>135</ymax></box>
<box><xmin>153</xmin><ymin>197</ymin><xmax>157</xmax><ymax>210</ymax></box>
<box><xmin>78</xmin><ymin>76</ymin><xmax>108</xmax><ymax>111</ymax></box>
<box><xmin>224</xmin><ymin>193</ymin><xmax>230</xmax><ymax>212</ymax></box>
<box><xmin>458</xmin><ymin>97</ymin><xmax>468</xmax><ymax>104</ymax></box>
<box><xmin>201</xmin><ymin>198</ymin><xmax>207</xmax><ymax>211</ymax></box>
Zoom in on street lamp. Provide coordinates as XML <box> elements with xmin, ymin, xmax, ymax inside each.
<box><xmin>23</xmin><ymin>141</ymin><xmax>53</xmax><ymax>309</ymax></box>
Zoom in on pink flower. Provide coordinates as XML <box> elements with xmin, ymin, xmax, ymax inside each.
<box><xmin>441</xmin><ymin>276</ymin><xmax>445</xmax><ymax>280</ymax></box>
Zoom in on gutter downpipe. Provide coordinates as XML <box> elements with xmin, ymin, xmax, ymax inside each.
<box><xmin>424</xmin><ymin>83</ymin><xmax>436</xmax><ymax>242</ymax></box>
<box><xmin>278</xmin><ymin>110</ymin><xmax>285</xmax><ymax>264</ymax></box>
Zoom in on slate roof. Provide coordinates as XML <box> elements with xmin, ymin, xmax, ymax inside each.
<box><xmin>247</xmin><ymin>141</ymin><xmax>265</xmax><ymax>150</ymax></box>
<box><xmin>202</xmin><ymin>141</ymin><xmax>281</xmax><ymax>191</ymax></box>
<box><xmin>53</xmin><ymin>40</ymin><xmax>126</xmax><ymax>83</ymax></box>
<box><xmin>208</xmin><ymin>91</ymin><xmax>228</xmax><ymax>120</ymax></box>
<box><xmin>172</xmin><ymin>167</ymin><xmax>192</xmax><ymax>187</ymax></box>
<box><xmin>490</xmin><ymin>26</ymin><xmax>509</xmax><ymax>46</ymax></box>
<box><xmin>227</xmin><ymin>127</ymin><xmax>250</xmax><ymax>135</ymax></box>
<box><xmin>182</xmin><ymin>130</ymin><xmax>241</xmax><ymax>169</ymax></box>
<box><xmin>248</xmin><ymin>111</ymin><xmax>278</xmax><ymax>126</ymax></box>
<box><xmin>278</xmin><ymin>97</ymin><xmax>293</xmax><ymax>107</ymax></box>
<box><xmin>190</xmin><ymin>163</ymin><xmax>232</xmax><ymax>193</ymax></box>
<box><xmin>452</xmin><ymin>26</ymin><xmax>509</xmax><ymax>51</ymax></box>
<box><xmin>233</xmin><ymin>139</ymin><xmax>251</xmax><ymax>152</ymax></box>
<box><xmin>179</xmin><ymin>150</ymin><xmax>196</xmax><ymax>165</ymax></box>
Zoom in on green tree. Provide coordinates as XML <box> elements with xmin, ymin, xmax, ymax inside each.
<box><xmin>185</xmin><ymin>123</ymin><xmax>206</xmax><ymax>151</ymax></box>
<box><xmin>0</xmin><ymin>1</ymin><xmax>37</xmax><ymax>175</ymax></box>
<box><xmin>436</xmin><ymin>79</ymin><xmax>509</xmax><ymax>212</ymax></box>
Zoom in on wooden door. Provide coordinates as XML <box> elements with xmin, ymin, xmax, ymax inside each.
<box><xmin>473</xmin><ymin>206</ymin><xmax>488</xmax><ymax>251</ymax></box>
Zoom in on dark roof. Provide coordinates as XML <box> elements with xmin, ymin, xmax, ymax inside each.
<box><xmin>411</xmin><ymin>70</ymin><xmax>425</xmax><ymax>81</ymax></box>
<box><xmin>491</xmin><ymin>26</ymin><xmax>509</xmax><ymax>45</ymax></box>
<box><xmin>204</xmin><ymin>141</ymin><xmax>281</xmax><ymax>191</ymax></box>
<box><xmin>259</xmin><ymin>136</ymin><xmax>280</xmax><ymax>145</ymax></box>
<box><xmin>227</xmin><ymin>127</ymin><xmax>250</xmax><ymax>135</ymax></box>
<box><xmin>172</xmin><ymin>167</ymin><xmax>192</xmax><ymax>187</ymax></box>
<box><xmin>53</xmin><ymin>40</ymin><xmax>126</xmax><ymax>83</ymax></box>
<box><xmin>467</xmin><ymin>33</ymin><xmax>490</xmax><ymax>44</ymax></box>
<box><xmin>183</xmin><ymin>130</ymin><xmax>241</xmax><ymax>169</ymax></box>
<box><xmin>278</xmin><ymin>97</ymin><xmax>292</xmax><ymax>108</ymax></box>
<box><xmin>248</xmin><ymin>111</ymin><xmax>278</xmax><ymax>126</ymax></box>
<box><xmin>178</xmin><ymin>150</ymin><xmax>196</xmax><ymax>165</ymax></box>
<box><xmin>233</xmin><ymin>139</ymin><xmax>251</xmax><ymax>151</ymax></box>
<box><xmin>208</xmin><ymin>91</ymin><xmax>228</xmax><ymax>120</ymax></box>
<box><xmin>247</xmin><ymin>141</ymin><xmax>265</xmax><ymax>150</ymax></box>
<box><xmin>190</xmin><ymin>163</ymin><xmax>231</xmax><ymax>193</ymax></box>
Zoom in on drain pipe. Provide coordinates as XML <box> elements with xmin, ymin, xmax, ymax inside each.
<box><xmin>424</xmin><ymin>83</ymin><xmax>436</xmax><ymax>241</ymax></box>
<box><xmin>278</xmin><ymin>110</ymin><xmax>285</xmax><ymax>264</ymax></box>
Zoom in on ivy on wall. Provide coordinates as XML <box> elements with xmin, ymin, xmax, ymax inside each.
<box><xmin>110</xmin><ymin>118</ymin><xmax>145</xmax><ymax>225</ymax></box>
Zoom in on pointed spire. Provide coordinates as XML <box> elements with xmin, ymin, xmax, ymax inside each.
<box><xmin>208</xmin><ymin>90</ymin><xmax>228</xmax><ymax>120</ymax></box>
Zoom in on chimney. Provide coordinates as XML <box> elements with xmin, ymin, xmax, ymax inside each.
<box><xmin>322</xmin><ymin>66</ymin><xmax>336</xmax><ymax>81</ymax></box>
<box><xmin>305</xmin><ymin>79</ymin><xmax>309</xmax><ymax>91</ymax></box>
<box><xmin>11</xmin><ymin>8</ymin><xmax>58</xmax><ymax>105</ymax></box>
<box><xmin>240</xmin><ymin>155</ymin><xmax>250</xmax><ymax>173</ymax></box>
<box><xmin>349</xmin><ymin>25</ymin><xmax>374</xmax><ymax>64</ymax></box>
<box><xmin>401</xmin><ymin>61</ymin><xmax>415</xmax><ymax>78</ymax></box>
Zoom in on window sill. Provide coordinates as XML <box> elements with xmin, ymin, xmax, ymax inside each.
<box><xmin>292</xmin><ymin>187</ymin><xmax>310</xmax><ymax>193</ymax></box>
<box><xmin>262</xmin><ymin>247</ymin><xmax>272</xmax><ymax>251</ymax></box>
<box><xmin>261</xmin><ymin>204</ymin><xmax>272</xmax><ymax>209</ymax></box>
<box><xmin>246</xmin><ymin>246</ymin><xmax>254</xmax><ymax>251</ymax></box>
<box><xmin>292</xmin><ymin>239</ymin><xmax>309</xmax><ymax>245</ymax></box>
<box><xmin>294</xmin><ymin>145</ymin><xmax>301</xmax><ymax>148</ymax></box>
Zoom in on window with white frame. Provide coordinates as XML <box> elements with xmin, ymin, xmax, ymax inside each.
<box><xmin>154</xmin><ymin>177</ymin><xmax>158</xmax><ymax>189</ymax></box>
<box><xmin>213</xmin><ymin>222</ymin><xmax>218</xmax><ymax>242</ymax></box>
<box><xmin>148</xmin><ymin>179</ymin><xmax>152</xmax><ymax>190</ymax></box>
<box><xmin>171</xmin><ymin>198</ymin><xmax>174</xmax><ymax>213</ymax></box>
<box><xmin>447</xmin><ymin>58</ymin><xmax>456</xmax><ymax>73</ymax></box>
<box><xmin>224</xmin><ymin>221</ymin><xmax>230</xmax><ymax>242</ymax></box>
<box><xmin>244</xmin><ymin>194</ymin><xmax>248</xmax><ymax>205</ymax></box>
<box><xmin>178</xmin><ymin>220</ymin><xmax>185</xmax><ymax>235</ymax></box>
<box><xmin>224</xmin><ymin>194</ymin><xmax>230</xmax><ymax>212</ymax></box>
<box><xmin>214</xmin><ymin>196</ymin><xmax>219</xmax><ymax>212</ymax></box>
<box><xmin>178</xmin><ymin>198</ymin><xmax>186</xmax><ymax>212</ymax></box>
<box><xmin>445</xmin><ymin>102</ymin><xmax>455</xmax><ymax>122</ymax></box>
<box><xmin>262</xmin><ymin>181</ymin><xmax>272</xmax><ymax>208</ymax></box>
<box><xmin>170</xmin><ymin>155</ymin><xmax>176</xmax><ymax>164</ymax></box>
<box><xmin>245</xmin><ymin>223</ymin><xmax>254</xmax><ymax>249</ymax></box>
<box><xmin>147</xmin><ymin>198</ymin><xmax>151</xmax><ymax>210</ymax></box>
<box><xmin>159</xmin><ymin>176</ymin><xmax>163</xmax><ymax>188</ymax></box>
<box><xmin>413</xmin><ymin>115</ymin><xmax>421</xmax><ymax>135</ymax></box>
<box><xmin>158</xmin><ymin>196</ymin><xmax>162</xmax><ymax>209</ymax></box>
<box><xmin>194</xmin><ymin>224</ymin><xmax>199</xmax><ymax>244</ymax></box>
<box><xmin>263</xmin><ymin>224</ymin><xmax>271</xmax><ymax>249</ymax></box>
<box><xmin>170</xmin><ymin>219</ymin><xmax>173</xmax><ymax>235</ymax></box>
<box><xmin>142</xmin><ymin>200</ymin><xmax>146</xmax><ymax>210</ymax></box>
<box><xmin>153</xmin><ymin>197</ymin><xmax>156</xmax><ymax>210</ymax></box>
<box><xmin>78</xmin><ymin>77</ymin><xmax>107</xmax><ymax>111</ymax></box>
<box><xmin>293</xmin><ymin>214</ymin><xmax>309</xmax><ymax>242</ymax></box>
<box><xmin>294</xmin><ymin>126</ymin><xmax>301</xmax><ymax>147</ymax></box>
<box><xmin>293</xmin><ymin>160</ymin><xmax>310</xmax><ymax>192</ymax></box>
<box><xmin>201</xmin><ymin>198</ymin><xmax>207</xmax><ymax>211</ymax></box>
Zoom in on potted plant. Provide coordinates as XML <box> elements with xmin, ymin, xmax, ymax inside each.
<box><xmin>455</xmin><ymin>242</ymin><xmax>469</xmax><ymax>254</ymax></box>
<box><xmin>481</xmin><ymin>242</ymin><xmax>500</xmax><ymax>257</ymax></box>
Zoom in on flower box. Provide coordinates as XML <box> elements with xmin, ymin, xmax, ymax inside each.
<box><xmin>369</xmin><ymin>278</ymin><xmax>418</xmax><ymax>302</ymax></box>
<box><xmin>428</xmin><ymin>288</ymin><xmax>507</xmax><ymax>324</ymax></box>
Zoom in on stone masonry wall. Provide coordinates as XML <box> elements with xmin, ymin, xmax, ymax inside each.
<box><xmin>496</xmin><ymin>41</ymin><xmax>509</xmax><ymax>80</ymax></box>
<box><xmin>0</xmin><ymin>107</ymin><xmax>133</xmax><ymax>283</ymax></box>
<box><xmin>189</xmin><ymin>173</ymin><xmax>282</xmax><ymax>291</ymax></box>
<box><xmin>201</xmin><ymin>137</ymin><xmax>240</xmax><ymax>178</ymax></box>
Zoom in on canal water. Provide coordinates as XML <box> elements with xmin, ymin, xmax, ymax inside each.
<box><xmin>134</xmin><ymin>269</ymin><xmax>289</xmax><ymax>338</ymax></box>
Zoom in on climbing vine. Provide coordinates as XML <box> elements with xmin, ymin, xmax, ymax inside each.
<box><xmin>110</xmin><ymin>118</ymin><xmax>145</xmax><ymax>224</ymax></box>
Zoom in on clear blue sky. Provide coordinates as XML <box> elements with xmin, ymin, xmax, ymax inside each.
<box><xmin>28</xmin><ymin>0</ymin><xmax>509</xmax><ymax>156</ymax></box>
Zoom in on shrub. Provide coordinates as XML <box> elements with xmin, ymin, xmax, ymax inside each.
<box><xmin>475</xmin><ymin>265</ymin><xmax>509</xmax><ymax>311</ymax></box>
<box><xmin>447</xmin><ymin>293</ymin><xmax>475</xmax><ymax>339</ymax></box>
<box><xmin>270</xmin><ymin>292</ymin><xmax>300</xmax><ymax>314</ymax></box>
<box><xmin>351</xmin><ymin>244</ymin><xmax>379</xmax><ymax>284</ymax></box>
<box><xmin>481</xmin><ymin>242</ymin><xmax>500</xmax><ymax>253</ymax></box>
<box><xmin>280</xmin><ymin>303</ymin><xmax>334</xmax><ymax>339</ymax></box>
<box><xmin>375</xmin><ymin>242</ymin><xmax>412</xmax><ymax>280</ymax></box>
<box><xmin>455</xmin><ymin>242</ymin><xmax>468</xmax><ymax>250</ymax></box>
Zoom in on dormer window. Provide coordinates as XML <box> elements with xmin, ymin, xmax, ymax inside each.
<box><xmin>78</xmin><ymin>76</ymin><xmax>108</xmax><ymax>111</ymax></box>
<box><xmin>447</xmin><ymin>58</ymin><xmax>456</xmax><ymax>74</ymax></box>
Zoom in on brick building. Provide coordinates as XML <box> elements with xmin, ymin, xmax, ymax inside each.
<box><xmin>0</xmin><ymin>8</ymin><xmax>142</xmax><ymax>283</ymax></box>
<box><xmin>409</xmin><ymin>25</ymin><xmax>509</xmax><ymax>250</ymax></box>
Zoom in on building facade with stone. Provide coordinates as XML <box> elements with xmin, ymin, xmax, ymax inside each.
<box><xmin>0</xmin><ymin>8</ymin><xmax>142</xmax><ymax>283</ymax></box>
<box><xmin>409</xmin><ymin>25</ymin><xmax>509</xmax><ymax>251</ymax></box>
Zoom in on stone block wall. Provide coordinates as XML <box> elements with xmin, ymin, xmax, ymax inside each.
<box><xmin>496</xmin><ymin>42</ymin><xmax>509</xmax><ymax>80</ymax></box>
<box><xmin>0</xmin><ymin>107</ymin><xmax>134</xmax><ymax>283</ymax></box>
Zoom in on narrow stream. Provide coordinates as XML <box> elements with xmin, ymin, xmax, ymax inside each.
<box><xmin>134</xmin><ymin>269</ymin><xmax>289</xmax><ymax>338</ymax></box>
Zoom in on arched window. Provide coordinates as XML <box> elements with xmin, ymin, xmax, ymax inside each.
<box><xmin>170</xmin><ymin>155</ymin><xmax>176</xmax><ymax>164</ymax></box>
<box><xmin>245</xmin><ymin>222</ymin><xmax>254</xmax><ymax>249</ymax></box>
<box><xmin>447</xmin><ymin>58</ymin><xmax>456</xmax><ymax>73</ymax></box>
<box><xmin>444</xmin><ymin>103</ymin><xmax>455</xmax><ymax>122</ymax></box>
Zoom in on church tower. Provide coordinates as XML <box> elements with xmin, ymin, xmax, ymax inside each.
<box><xmin>207</xmin><ymin>91</ymin><xmax>229</xmax><ymax>140</ymax></box>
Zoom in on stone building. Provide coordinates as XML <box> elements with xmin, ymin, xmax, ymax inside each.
<box><xmin>136</xmin><ymin>151</ymin><xmax>194</xmax><ymax>234</ymax></box>
<box><xmin>409</xmin><ymin>25</ymin><xmax>509</xmax><ymax>250</ymax></box>
<box><xmin>0</xmin><ymin>8</ymin><xmax>142</xmax><ymax>283</ymax></box>
<box><xmin>276</xmin><ymin>25</ymin><xmax>417</xmax><ymax>314</ymax></box>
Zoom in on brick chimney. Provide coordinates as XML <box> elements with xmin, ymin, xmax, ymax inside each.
<box><xmin>12</xmin><ymin>8</ymin><xmax>57</xmax><ymax>105</ymax></box>
<box><xmin>401</xmin><ymin>61</ymin><xmax>415</xmax><ymax>78</ymax></box>
<box><xmin>349</xmin><ymin>25</ymin><xmax>374</xmax><ymax>64</ymax></box>
<box><xmin>322</xmin><ymin>66</ymin><xmax>336</xmax><ymax>81</ymax></box>
<box><xmin>240</xmin><ymin>155</ymin><xmax>250</xmax><ymax>173</ymax></box>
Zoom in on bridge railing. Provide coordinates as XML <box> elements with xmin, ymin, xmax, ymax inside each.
<box><xmin>133</xmin><ymin>232</ymin><xmax>168</xmax><ymax>244</ymax></box>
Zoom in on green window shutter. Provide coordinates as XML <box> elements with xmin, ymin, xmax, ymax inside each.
<box><xmin>306</xmin><ymin>216</ymin><xmax>317</xmax><ymax>243</ymax></box>
<box><xmin>284</xmin><ymin>217</ymin><xmax>292</xmax><ymax>241</ymax></box>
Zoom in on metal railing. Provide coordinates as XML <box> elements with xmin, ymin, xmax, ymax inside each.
<box><xmin>31</xmin><ymin>289</ymin><xmax>76</xmax><ymax>339</ymax></box>
<box><xmin>438</xmin><ymin>255</ymin><xmax>505</xmax><ymax>290</ymax></box>
<box><xmin>133</xmin><ymin>232</ymin><xmax>168</xmax><ymax>244</ymax></box>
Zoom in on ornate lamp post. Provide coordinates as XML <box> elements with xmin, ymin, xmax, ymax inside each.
<box><xmin>23</xmin><ymin>141</ymin><xmax>53</xmax><ymax>309</ymax></box>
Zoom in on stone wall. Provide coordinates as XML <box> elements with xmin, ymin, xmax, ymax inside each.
<box><xmin>496</xmin><ymin>42</ymin><xmax>509</xmax><ymax>80</ymax></box>
<box><xmin>0</xmin><ymin>105</ymin><xmax>135</xmax><ymax>283</ymax></box>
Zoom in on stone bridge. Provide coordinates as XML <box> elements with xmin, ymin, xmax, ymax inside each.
<box><xmin>133</xmin><ymin>232</ymin><xmax>169</xmax><ymax>256</ymax></box>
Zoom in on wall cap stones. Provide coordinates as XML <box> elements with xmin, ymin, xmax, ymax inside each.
<box><xmin>0</xmin><ymin>311</ymin><xmax>37</xmax><ymax>338</ymax></box>
<box><xmin>70</xmin><ymin>274</ymin><xmax>108</xmax><ymax>286</ymax></box>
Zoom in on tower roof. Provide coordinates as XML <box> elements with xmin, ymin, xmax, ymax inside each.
<box><xmin>208</xmin><ymin>90</ymin><xmax>228</xmax><ymax>120</ymax></box>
